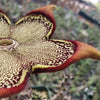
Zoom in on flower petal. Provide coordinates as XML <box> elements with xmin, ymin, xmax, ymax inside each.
<box><xmin>15</xmin><ymin>40</ymin><xmax>100</xmax><ymax>73</ymax></box>
<box><xmin>15</xmin><ymin>39</ymin><xmax>75</xmax><ymax>72</ymax></box>
<box><xmin>0</xmin><ymin>51</ymin><xmax>29</xmax><ymax>98</ymax></box>
<box><xmin>11</xmin><ymin>5</ymin><xmax>56</xmax><ymax>44</ymax></box>
<box><xmin>0</xmin><ymin>10</ymin><xmax>11</xmax><ymax>38</ymax></box>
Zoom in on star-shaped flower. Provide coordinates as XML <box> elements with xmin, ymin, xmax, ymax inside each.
<box><xmin>0</xmin><ymin>5</ymin><xmax>100</xmax><ymax>98</ymax></box>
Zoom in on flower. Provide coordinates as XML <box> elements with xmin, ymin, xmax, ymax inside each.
<box><xmin>0</xmin><ymin>5</ymin><xmax>100</xmax><ymax>98</ymax></box>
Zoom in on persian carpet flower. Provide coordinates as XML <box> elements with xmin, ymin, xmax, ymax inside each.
<box><xmin>0</xmin><ymin>5</ymin><xmax>100</xmax><ymax>98</ymax></box>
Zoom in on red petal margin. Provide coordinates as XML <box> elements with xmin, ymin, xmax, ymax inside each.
<box><xmin>0</xmin><ymin>10</ymin><xmax>7</xmax><ymax>16</ymax></box>
<box><xmin>0</xmin><ymin>76</ymin><xmax>28</xmax><ymax>98</ymax></box>
<box><xmin>0</xmin><ymin>10</ymin><xmax>11</xmax><ymax>25</ymax></box>
<box><xmin>26</xmin><ymin>5</ymin><xmax>57</xmax><ymax>39</ymax></box>
<box><xmin>33</xmin><ymin>41</ymin><xmax>100</xmax><ymax>73</ymax></box>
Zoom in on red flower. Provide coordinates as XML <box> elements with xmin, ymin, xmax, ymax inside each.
<box><xmin>0</xmin><ymin>5</ymin><xmax>100</xmax><ymax>98</ymax></box>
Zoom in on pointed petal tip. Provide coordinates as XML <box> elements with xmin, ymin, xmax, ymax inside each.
<box><xmin>47</xmin><ymin>4</ymin><xmax>57</xmax><ymax>12</ymax></box>
<box><xmin>36</xmin><ymin>4</ymin><xmax>57</xmax><ymax>16</ymax></box>
<box><xmin>46</xmin><ymin>4</ymin><xmax>58</xmax><ymax>11</ymax></box>
<box><xmin>73</xmin><ymin>41</ymin><xmax>100</xmax><ymax>61</ymax></box>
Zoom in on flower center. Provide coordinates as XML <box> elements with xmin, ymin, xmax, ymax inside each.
<box><xmin>0</xmin><ymin>38</ymin><xmax>18</xmax><ymax>51</ymax></box>
<box><xmin>0</xmin><ymin>39</ymin><xmax>13</xmax><ymax>46</ymax></box>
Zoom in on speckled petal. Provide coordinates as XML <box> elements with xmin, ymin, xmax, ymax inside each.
<box><xmin>0</xmin><ymin>51</ymin><xmax>29</xmax><ymax>98</ymax></box>
<box><xmin>15</xmin><ymin>39</ymin><xmax>75</xmax><ymax>73</ymax></box>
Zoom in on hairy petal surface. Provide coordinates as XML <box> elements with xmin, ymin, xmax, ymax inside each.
<box><xmin>0</xmin><ymin>10</ymin><xmax>11</xmax><ymax>38</ymax></box>
<box><xmin>15</xmin><ymin>40</ymin><xmax>75</xmax><ymax>73</ymax></box>
<box><xmin>11</xmin><ymin>14</ymin><xmax>53</xmax><ymax>44</ymax></box>
<box><xmin>0</xmin><ymin>51</ymin><xmax>29</xmax><ymax>97</ymax></box>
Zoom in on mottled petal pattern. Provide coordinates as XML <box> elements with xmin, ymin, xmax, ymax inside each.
<box><xmin>0</xmin><ymin>51</ymin><xmax>28</xmax><ymax>89</ymax></box>
<box><xmin>15</xmin><ymin>40</ymin><xmax>75</xmax><ymax>70</ymax></box>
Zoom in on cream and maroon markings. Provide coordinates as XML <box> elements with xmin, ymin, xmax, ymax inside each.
<box><xmin>16</xmin><ymin>40</ymin><xmax>75</xmax><ymax>67</ymax></box>
<box><xmin>11</xmin><ymin>14</ymin><xmax>53</xmax><ymax>44</ymax></box>
<box><xmin>48</xmin><ymin>40</ymin><xmax>75</xmax><ymax>66</ymax></box>
<box><xmin>0</xmin><ymin>51</ymin><xmax>23</xmax><ymax>88</ymax></box>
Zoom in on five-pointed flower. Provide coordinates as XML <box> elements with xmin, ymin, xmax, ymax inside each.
<box><xmin>0</xmin><ymin>5</ymin><xmax>100</xmax><ymax>98</ymax></box>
